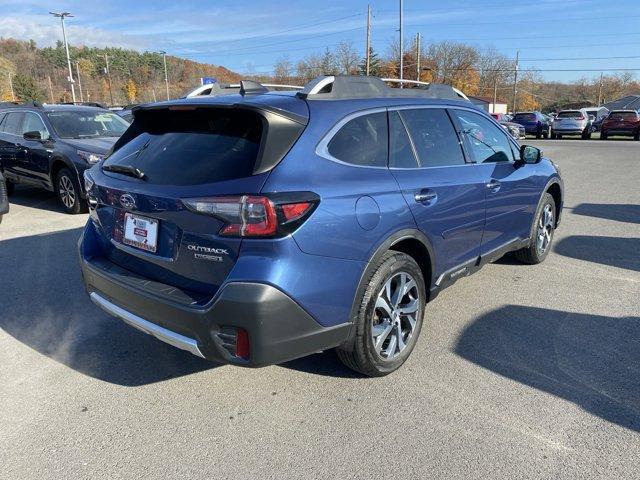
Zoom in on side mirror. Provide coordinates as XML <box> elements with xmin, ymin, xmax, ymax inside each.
<box><xmin>520</xmin><ymin>145</ymin><xmax>542</xmax><ymax>164</ymax></box>
<box><xmin>23</xmin><ymin>131</ymin><xmax>42</xmax><ymax>141</ymax></box>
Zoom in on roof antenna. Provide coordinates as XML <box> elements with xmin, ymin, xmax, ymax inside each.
<box><xmin>239</xmin><ymin>80</ymin><xmax>269</xmax><ymax>96</ymax></box>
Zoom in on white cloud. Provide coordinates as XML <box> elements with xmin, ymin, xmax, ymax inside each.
<box><xmin>0</xmin><ymin>14</ymin><xmax>153</xmax><ymax>50</ymax></box>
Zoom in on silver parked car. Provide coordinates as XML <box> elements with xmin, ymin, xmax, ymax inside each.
<box><xmin>551</xmin><ymin>109</ymin><xmax>593</xmax><ymax>139</ymax></box>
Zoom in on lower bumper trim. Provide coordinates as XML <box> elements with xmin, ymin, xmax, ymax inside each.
<box><xmin>90</xmin><ymin>291</ymin><xmax>205</xmax><ymax>358</ymax></box>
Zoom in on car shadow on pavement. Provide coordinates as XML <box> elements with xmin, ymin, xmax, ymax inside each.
<box><xmin>0</xmin><ymin>227</ymin><xmax>216</xmax><ymax>386</ymax></box>
<box><xmin>8</xmin><ymin>185</ymin><xmax>64</xmax><ymax>214</ymax></box>
<box><xmin>455</xmin><ymin>305</ymin><xmax>640</xmax><ymax>432</ymax></box>
<box><xmin>571</xmin><ymin>203</ymin><xmax>640</xmax><ymax>224</ymax></box>
<box><xmin>554</xmin><ymin>235</ymin><xmax>640</xmax><ymax>272</ymax></box>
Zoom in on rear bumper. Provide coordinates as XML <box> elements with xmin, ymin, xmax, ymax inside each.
<box><xmin>79</xmin><ymin>231</ymin><xmax>350</xmax><ymax>367</ymax></box>
<box><xmin>552</xmin><ymin>128</ymin><xmax>585</xmax><ymax>135</ymax></box>
<box><xmin>601</xmin><ymin>129</ymin><xmax>635</xmax><ymax>136</ymax></box>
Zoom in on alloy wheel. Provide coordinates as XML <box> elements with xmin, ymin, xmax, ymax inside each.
<box><xmin>536</xmin><ymin>204</ymin><xmax>554</xmax><ymax>255</ymax></box>
<box><xmin>371</xmin><ymin>272</ymin><xmax>420</xmax><ymax>360</ymax></box>
<box><xmin>59</xmin><ymin>175</ymin><xmax>76</xmax><ymax>209</ymax></box>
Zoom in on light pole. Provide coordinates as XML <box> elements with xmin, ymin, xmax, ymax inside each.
<box><xmin>49</xmin><ymin>11</ymin><xmax>76</xmax><ymax>103</ymax></box>
<box><xmin>159</xmin><ymin>51</ymin><xmax>169</xmax><ymax>100</ymax></box>
<box><xmin>399</xmin><ymin>0</ymin><xmax>404</xmax><ymax>86</ymax></box>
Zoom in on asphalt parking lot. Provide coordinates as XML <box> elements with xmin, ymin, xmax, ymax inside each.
<box><xmin>1</xmin><ymin>139</ymin><xmax>638</xmax><ymax>479</ymax></box>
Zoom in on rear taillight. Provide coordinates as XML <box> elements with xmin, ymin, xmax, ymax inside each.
<box><xmin>182</xmin><ymin>192</ymin><xmax>319</xmax><ymax>238</ymax></box>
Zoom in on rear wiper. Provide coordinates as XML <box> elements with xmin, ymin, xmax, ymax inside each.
<box><xmin>102</xmin><ymin>164</ymin><xmax>146</xmax><ymax>180</ymax></box>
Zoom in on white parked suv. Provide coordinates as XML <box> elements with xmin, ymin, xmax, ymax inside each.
<box><xmin>551</xmin><ymin>109</ymin><xmax>593</xmax><ymax>139</ymax></box>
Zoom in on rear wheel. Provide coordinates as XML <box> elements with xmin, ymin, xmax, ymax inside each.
<box><xmin>556</xmin><ymin>134</ymin><xmax>563</xmax><ymax>139</ymax></box>
<box><xmin>336</xmin><ymin>251</ymin><xmax>426</xmax><ymax>377</ymax></box>
<box><xmin>5</xmin><ymin>179</ymin><xmax>15</xmax><ymax>196</ymax></box>
<box><xmin>56</xmin><ymin>168</ymin><xmax>87</xmax><ymax>214</ymax></box>
<box><xmin>600</xmin><ymin>132</ymin><xmax>608</xmax><ymax>140</ymax></box>
<box><xmin>634</xmin><ymin>130</ymin><xmax>639</xmax><ymax>141</ymax></box>
<box><xmin>582</xmin><ymin>129</ymin><xmax>591</xmax><ymax>140</ymax></box>
<box><xmin>514</xmin><ymin>193</ymin><xmax>556</xmax><ymax>265</ymax></box>
<box><xmin>535</xmin><ymin>128</ymin><xmax>542</xmax><ymax>139</ymax></box>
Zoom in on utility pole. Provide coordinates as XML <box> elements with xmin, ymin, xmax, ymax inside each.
<box><xmin>399</xmin><ymin>0</ymin><xmax>404</xmax><ymax>86</ymax></box>
<box><xmin>47</xmin><ymin>75</ymin><xmax>54</xmax><ymax>103</ymax></box>
<box><xmin>415</xmin><ymin>33</ymin><xmax>421</xmax><ymax>81</ymax></box>
<box><xmin>597</xmin><ymin>71</ymin><xmax>604</xmax><ymax>105</ymax></box>
<box><xmin>160</xmin><ymin>51</ymin><xmax>169</xmax><ymax>100</ymax></box>
<box><xmin>104</xmin><ymin>54</ymin><xmax>114</xmax><ymax>106</ymax></box>
<box><xmin>365</xmin><ymin>5</ymin><xmax>371</xmax><ymax>76</ymax></box>
<box><xmin>511</xmin><ymin>50</ymin><xmax>519</xmax><ymax>113</ymax></box>
<box><xmin>493</xmin><ymin>76</ymin><xmax>498</xmax><ymax>114</ymax></box>
<box><xmin>75</xmin><ymin>61</ymin><xmax>84</xmax><ymax>102</ymax></box>
<box><xmin>49</xmin><ymin>12</ymin><xmax>76</xmax><ymax>103</ymax></box>
<box><xmin>8</xmin><ymin>73</ymin><xmax>15</xmax><ymax>101</ymax></box>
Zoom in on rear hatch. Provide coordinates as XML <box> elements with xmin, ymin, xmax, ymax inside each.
<box><xmin>604</xmin><ymin>111</ymin><xmax>637</xmax><ymax>130</ymax></box>
<box><xmin>554</xmin><ymin>110</ymin><xmax>586</xmax><ymax>130</ymax></box>
<box><xmin>88</xmin><ymin>99</ymin><xmax>307</xmax><ymax>297</ymax></box>
<box><xmin>512</xmin><ymin>113</ymin><xmax>538</xmax><ymax>128</ymax></box>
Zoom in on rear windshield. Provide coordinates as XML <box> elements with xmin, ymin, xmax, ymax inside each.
<box><xmin>557</xmin><ymin>111</ymin><xmax>584</xmax><ymax>118</ymax></box>
<box><xmin>104</xmin><ymin>109</ymin><xmax>264</xmax><ymax>186</ymax></box>
<box><xmin>609</xmin><ymin>111</ymin><xmax>637</xmax><ymax>120</ymax></box>
<box><xmin>513</xmin><ymin>113</ymin><xmax>536</xmax><ymax>122</ymax></box>
<box><xmin>47</xmin><ymin>110</ymin><xmax>129</xmax><ymax>139</ymax></box>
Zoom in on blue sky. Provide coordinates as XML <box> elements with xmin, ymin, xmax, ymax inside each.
<box><xmin>1</xmin><ymin>0</ymin><xmax>639</xmax><ymax>82</ymax></box>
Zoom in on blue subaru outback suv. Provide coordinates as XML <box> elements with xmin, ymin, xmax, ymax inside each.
<box><xmin>79</xmin><ymin>76</ymin><xmax>563</xmax><ymax>376</ymax></box>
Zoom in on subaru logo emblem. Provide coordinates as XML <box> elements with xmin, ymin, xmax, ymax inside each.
<box><xmin>120</xmin><ymin>194</ymin><xmax>136</xmax><ymax>210</ymax></box>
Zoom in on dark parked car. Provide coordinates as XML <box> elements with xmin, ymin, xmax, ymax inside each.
<box><xmin>0</xmin><ymin>171</ymin><xmax>8</xmax><ymax>224</ymax></box>
<box><xmin>0</xmin><ymin>102</ymin><xmax>129</xmax><ymax>213</ymax></box>
<box><xmin>600</xmin><ymin>110</ymin><xmax>640</xmax><ymax>140</ymax></box>
<box><xmin>80</xmin><ymin>76</ymin><xmax>563</xmax><ymax>377</ymax></box>
<box><xmin>512</xmin><ymin>111</ymin><xmax>552</xmax><ymax>138</ymax></box>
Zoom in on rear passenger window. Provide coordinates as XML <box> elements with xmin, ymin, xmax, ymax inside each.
<box><xmin>399</xmin><ymin>108</ymin><xmax>465</xmax><ymax>167</ymax></box>
<box><xmin>2</xmin><ymin>112</ymin><xmax>24</xmax><ymax>135</ymax></box>
<box><xmin>389</xmin><ymin>111</ymin><xmax>418</xmax><ymax>168</ymax></box>
<box><xmin>454</xmin><ymin>110</ymin><xmax>512</xmax><ymax>164</ymax></box>
<box><xmin>327</xmin><ymin>112</ymin><xmax>387</xmax><ymax>167</ymax></box>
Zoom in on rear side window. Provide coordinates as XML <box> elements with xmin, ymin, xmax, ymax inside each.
<box><xmin>399</xmin><ymin>108</ymin><xmax>465</xmax><ymax>167</ymax></box>
<box><xmin>454</xmin><ymin>110</ymin><xmax>513</xmax><ymax>164</ymax></box>
<box><xmin>105</xmin><ymin>109</ymin><xmax>264</xmax><ymax>186</ymax></box>
<box><xmin>0</xmin><ymin>112</ymin><xmax>6</xmax><ymax>129</ymax></box>
<box><xmin>2</xmin><ymin>112</ymin><xmax>24</xmax><ymax>135</ymax></box>
<box><xmin>327</xmin><ymin>112</ymin><xmax>387</xmax><ymax>167</ymax></box>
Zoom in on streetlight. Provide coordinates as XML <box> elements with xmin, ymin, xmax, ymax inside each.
<box><xmin>49</xmin><ymin>11</ymin><xmax>76</xmax><ymax>103</ymax></box>
<box><xmin>159</xmin><ymin>50</ymin><xmax>169</xmax><ymax>100</ymax></box>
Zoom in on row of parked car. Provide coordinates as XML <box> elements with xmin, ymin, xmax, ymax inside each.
<box><xmin>492</xmin><ymin>109</ymin><xmax>640</xmax><ymax>141</ymax></box>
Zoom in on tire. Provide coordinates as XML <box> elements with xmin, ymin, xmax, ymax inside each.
<box><xmin>514</xmin><ymin>193</ymin><xmax>556</xmax><ymax>265</ymax></box>
<box><xmin>336</xmin><ymin>251</ymin><xmax>426</xmax><ymax>377</ymax></box>
<box><xmin>556</xmin><ymin>134</ymin><xmax>562</xmax><ymax>139</ymax></box>
<box><xmin>551</xmin><ymin>132</ymin><xmax>557</xmax><ymax>139</ymax></box>
<box><xmin>582</xmin><ymin>130</ymin><xmax>591</xmax><ymax>140</ymax></box>
<box><xmin>535</xmin><ymin>128</ymin><xmax>542</xmax><ymax>139</ymax></box>
<box><xmin>55</xmin><ymin>168</ymin><xmax>87</xmax><ymax>214</ymax></box>
<box><xmin>600</xmin><ymin>133</ymin><xmax>608</xmax><ymax>140</ymax></box>
<box><xmin>634</xmin><ymin>131</ymin><xmax>639</xmax><ymax>141</ymax></box>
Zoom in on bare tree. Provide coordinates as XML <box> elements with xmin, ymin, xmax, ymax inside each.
<box><xmin>273</xmin><ymin>55</ymin><xmax>292</xmax><ymax>83</ymax></box>
<box><xmin>335</xmin><ymin>41</ymin><xmax>359</xmax><ymax>75</ymax></box>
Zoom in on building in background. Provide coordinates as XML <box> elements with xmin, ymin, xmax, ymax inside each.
<box><xmin>469</xmin><ymin>96</ymin><xmax>508</xmax><ymax>114</ymax></box>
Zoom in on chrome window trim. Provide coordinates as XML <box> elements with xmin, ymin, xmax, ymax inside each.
<box><xmin>315</xmin><ymin>107</ymin><xmax>389</xmax><ymax>170</ymax></box>
<box><xmin>316</xmin><ymin>103</ymin><xmax>520</xmax><ymax>170</ymax></box>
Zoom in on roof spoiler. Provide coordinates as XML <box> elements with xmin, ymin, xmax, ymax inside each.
<box><xmin>296</xmin><ymin>75</ymin><xmax>470</xmax><ymax>101</ymax></box>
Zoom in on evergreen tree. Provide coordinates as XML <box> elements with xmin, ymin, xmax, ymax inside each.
<box><xmin>13</xmin><ymin>73</ymin><xmax>43</xmax><ymax>102</ymax></box>
<box><xmin>359</xmin><ymin>47</ymin><xmax>381</xmax><ymax>77</ymax></box>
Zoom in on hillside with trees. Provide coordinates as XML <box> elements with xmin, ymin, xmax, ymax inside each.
<box><xmin>0</xmin><ymin>38</ymin><xmax>240</xmax><ymax>105</ymax></box>
<box><xmin>1</xmin><ymin>36</ymin><xmax>638</xmax><ymax>112</ymax></box>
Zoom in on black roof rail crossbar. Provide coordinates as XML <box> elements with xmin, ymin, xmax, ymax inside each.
<box><xmin>0</xmin><ymin>100</ymin><xmax>43</xmax><ymax>109</ymax></box>
<box><xmin>296</xmin><ymin>75</ymin><xmax>470</xmax><ymax>101</ymax></box>
<box><xmin>58</xmin><ymin>101</ymin><xmax>108</xmax><ymax>108</ymax></box>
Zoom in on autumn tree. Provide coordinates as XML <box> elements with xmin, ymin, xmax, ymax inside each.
<box><xmin>335</xmin><ymin>41</ymin><xmax>359</xmax><ymax>75</ymax></box>
<box><xmin>273</xmin><ymin>56</ymin><xmax>293</xmax><ymax>83</ymax></box>
<box><xmin>122</xmin><ymin>78</ymin><xmax>137</xmax><ymax>103</ymax></box>
<box><xmin>0</xmin><ymin>56</ymin><xmax>16</xmax><ymax>101</ymax></box>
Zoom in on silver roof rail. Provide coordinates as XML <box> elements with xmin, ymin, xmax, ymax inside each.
<box><xmin>382</xmin><ymin>78</ymin><xmax>470</xmax><ymax>101</ymax></box>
